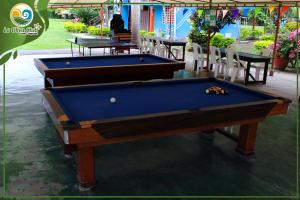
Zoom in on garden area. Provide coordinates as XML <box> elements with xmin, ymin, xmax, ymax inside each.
<box><xmin>19</xmin><ymin>6</ymin><xmax>299</xmax><ymax>72</ymax></box>
<box><xmin>19</xmin><ymin>8</ymin><xmax>112</xmax><ymax>50</ymax></box>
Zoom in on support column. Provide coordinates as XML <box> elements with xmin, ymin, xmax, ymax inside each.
<box><xmin>206</xmin><ymin>0</ymin><xmax>212</xmax><ymax>71</ymax></box>
<box><xmin>148</xmin><ymin>6</ymin><xmax>154</xmax><ymax>32</ymax></box>
<box><xmin>270</xmin><ymin>3</ymin><xmax>282</xmax><ymax>76</ymax></box>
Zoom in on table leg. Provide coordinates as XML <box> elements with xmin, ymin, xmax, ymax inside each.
<box><xmin>77</xmin><ymin>146</ymin><xmax>96</xmax><ymax>190</ymax></box>
<box><xmin>182</xmin><ymin>45</ymin><xmax>186</xmax><ymax>61</ymax></box>
<box><xmin>194</xmin><ymin>60</ymin><xmax>198</xmax><ymax>71</ymax></box>
<box><xmin>71</xmin><ymin>43</ymin><xmax>73</xmax><ymax>57</ymax></box>
<box><xmin>167</xmin><ymin>45</ymin><xmax>171</xmax><ymax>59</ymax></box>
<box><xmin>44</xmin><ymin>78</ymin><xmax>51</xmax><ymax>88</ymax></box>
<box><xmin>245</xmin><ymin>62</ymin><xmax>251</xmax><ymax>85</ymax></box>
<box><xmin>83</xmin><ymin>47</ymin><xmax>85</xmax><ymax>56</ymax></box>
<box><xmin>236</xmin><ymin>123</ymin><xmax>258</xmax><ymax>155</ymax></box>
<box><xmin>262</xmin><ymin>61</ymin><xmax>268</xmax><ymax>84</ymax></box>
<box><xmin>78</xmin><ymin>45</ymin><xmax>81</xmax><ymax>53</ymax></box>
<box><xmin>64</xmin><ymin>144</ymin><xmax>76</xmax><ymax>156</ymax></box>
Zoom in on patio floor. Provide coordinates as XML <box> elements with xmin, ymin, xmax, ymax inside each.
<box><xmin>0</xmin><ymin>49</ymin><xmax>299</xmax><ymax>197</ymax></box>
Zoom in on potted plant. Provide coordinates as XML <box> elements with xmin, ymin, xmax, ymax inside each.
<box><xmin>270</xmin><ymin>31</ymin><xmax>299</xmax><ymax>70</ymax></box>
<box><xmin>288</xmin><ymin>28</ymin><xmax>300</xmax><ymax>68</ymax></box>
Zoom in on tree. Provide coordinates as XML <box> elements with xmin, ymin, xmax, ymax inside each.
<box><xmin>70</xmin><ymin>8</ymin><xmax>99</xmax><ymax>25</ymax></box>
<box><xmin>189</xmin><ymin>8</ymin><xmax>240</xmax><ymax>46</ymax></box>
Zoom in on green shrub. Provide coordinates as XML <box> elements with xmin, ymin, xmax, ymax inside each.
<box><xmin>69</xmin><ymin>8</ymin><xmax>98</xmax><ymax>25</ymax></box>
<box><xmin>260</xmin><ymin>34</ymin><xmax>275</xmax><ymax>41</ymax></box>
<box><xmin>285</xmin><ymin>21</ymin><xmax>300</xmax><ymax>31</ymax></box>
<box><xmin>73</xmin><ymin>23</ymin><xmax>87</xmax><ymax>32</ymax></box>
<box><xmin>64</xmin><ymin>21</ymin><xmax>74</xmax><ymax>31</ymax></box>
<box><xmin>210</xmin><ymin>33</ymin><xmax>224</xmax><ymax>48</ymax></box>
<box><xmin>240</xmin><ymin>28</ymin><xmax>251</xmax><ymax>40</ymax></box>
<box><xmin>48</xmin><ymin>9</ymin><xmax>60</xmax><ymax>19</ymax></box>
<box><xmin>251</xmin><ymin>29</ymin><xmax>264</xmax><ymax>38</ymax></box>
<box><xmin>279</xmin><ymin>27</ymin><xmax>290</xmax><ymax>34</ymax></box>
<box><xmin>222</xmin><ymin>37</ymin><xmax>235</xmax><ymax>48</ymax></box>
<box><xmin>87</xmin><ymin>26</ymin><xmax>110</xmax><ymax>36</ymax></box>
<box><xmin>139</xmin><ymin>30</ymin><xmax>147</xmax><ymax>37</ymax></box>
<box><xmin>64</xmin><ymin>22</ymin><xmax>87</xmax><ymax>33</ymax></box>
<box><xmin>210</xmin><ymin>33</ymin><xmax>235</xmax><ymax>48</ymax></box>
<box><xmin>188</xmin><ymin>30</ymin><xmax>208</xmax><ymax>47</ymax></box>
<box><xmin>254</xmin><ymin>40</ymin><xmax>273</xmax><ymax>53</ymax></box>
<box><xmin>148</xmin><ymin>32</ymin><xmax>155</xmax><ymax>38</ymax></box>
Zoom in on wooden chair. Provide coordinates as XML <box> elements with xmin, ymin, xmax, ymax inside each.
<box><xmin>112</xmin><ymin>32</ymin><xmax>132</xmax><ymax>54</ymax></box>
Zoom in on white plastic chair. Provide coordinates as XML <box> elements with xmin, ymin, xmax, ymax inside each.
<box><xmin>192</xmin><ymin>43</ymin><xmax>205</xmax><ymax>72</ymax></box>
<box><xmin>154</xmin><ymin>37</ymin><xmax>168</xmax><ymax>57</ymax></box>
<box><xmin>223</xmin><ymin>48</ymin><xmax>245</xmax><ymax>82</ymax></box>
<box><xmin>137</xmin><ymin>35</ymin><xmax>146</xmax><ymax>54</ymax></box>
<box><xmin>145</xmin><ymin>36</ymin><xmax>155</xmax><ymax>54</ymax></box>
<box><xmin>209</xmin><ymin>46</ymin><xmax>223</xmax><ymax>77</ymax></box>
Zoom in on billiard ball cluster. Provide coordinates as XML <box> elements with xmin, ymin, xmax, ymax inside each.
<box><xmin>205</xmin><ymin>86</ymin><xmax>228</xmax><ymax>95</ymax></box>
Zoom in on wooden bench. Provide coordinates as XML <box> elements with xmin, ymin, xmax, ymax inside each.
<box><xmin>112</xmin><ymin>32</ymin><xmax>132</xmax><ymax>54</ymax></box>
<box><xmin>112</xmin><ymin>32</ymin><xmax>132</xmax><ymax>42</ymax></box>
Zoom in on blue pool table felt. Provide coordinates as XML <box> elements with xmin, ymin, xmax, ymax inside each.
<box><xmin>51</xmin><ymin>79</ymin><xmax>274</xmax><ymax>122</ymax></box>
<box><xmin>42</xmin><ymin>55</ymin><xmax>173</xmax><ymax>69</ymax></box>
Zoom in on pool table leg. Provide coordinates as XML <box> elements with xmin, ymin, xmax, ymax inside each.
<box><xmin>236</xmin><ymin>123</ymin><xmax>258</xmax><ymax>155</ymax></box>
<box><xmin>64</xmin><ymin>144</ymin><xmax>76</xmax><ymax>158</ymax></box>
<box><xmin>77</xmin><ymin>146</ymin><xmax>96</xmax><ymax>190</ymax></box>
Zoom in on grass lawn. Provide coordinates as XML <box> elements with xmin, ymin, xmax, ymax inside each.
<box><xmin>19</xmin><ymin>19</ymin><xmax>75</xmax><ymax>50</ymax></box>
<box><xmin>240</xmin><ymin>25</ymin><xmax>265</xmax><ymax>31</ymax></box>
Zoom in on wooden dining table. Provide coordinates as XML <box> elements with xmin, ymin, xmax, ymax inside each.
<box><xmin>202</xmin><ymin>48</ymin><xmax>271</xmax><ymax>85</ymax></box>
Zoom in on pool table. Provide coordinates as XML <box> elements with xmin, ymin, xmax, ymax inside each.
<box><xmin>34</xmin><ymin>54</ymin><xmax>185</xmax><ymax>88</ymax></box>
<box><xmin>41</xmin><ymin>78</ymin><xmax>291</xmax><ymax>190</ymax></box>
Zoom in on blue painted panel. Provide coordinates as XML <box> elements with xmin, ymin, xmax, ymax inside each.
<box><xmin>153</xmin><ymin>6</ymin><xmax>164</xmax><ymax>34</ymax></box>
<box><xmin>151</xmin><ymin>6</ymin><xmax>240</xmax><ymax>39</ymax></box>
<box><xmin>121</xmin><ymin>5</ymin><xmax>129</xmax><ymax>29</ymax></box>
<box><xmin>220</xmin><ymin>20</ymin><xmax>241</xmax><ymax>39</ymax></box>
<box><xmin>175</xmin><ymin>8</ymin><xmax>196</xmax><ymax>39</ymax></box>
<box><xmin>242</xmin><ymin>7</ymin><xmax>254</xmax><ymax>16</ymax></box>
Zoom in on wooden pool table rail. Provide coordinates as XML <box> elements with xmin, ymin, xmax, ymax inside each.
<box><xmin>41</xmin><ymin>78</ymin><xmax>291</xmax><ymax>190</ymax></box>
<box><xmin>34</xmin><ymin>54</ymin><xmax>185</xmax><ymax>88</ymax></box>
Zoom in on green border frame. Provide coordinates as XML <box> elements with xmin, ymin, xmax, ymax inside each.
<box><xmin>1</xmin><ymin>2</ymin><xmax>299</xmax><ymax>199</ymax></box>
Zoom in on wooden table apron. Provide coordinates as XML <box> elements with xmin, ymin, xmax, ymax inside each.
<box><xmin>66</xmin><ymin>39</ymin><xmax>137</xmax><ymax>56</ymax></box>
<box><xmin>153</xmin><ymin>39</ymin><xmax>187</xmax><ymax>61</ymax></box>
<box><xmin>40</xmin><ymin>78</ymin><xmax>290</xmax><ymax>189</ymax></box>
<box><xmin>34</xmin><ymin>54</ymin><xmax>185</xmax><ymax>88</ymax></box>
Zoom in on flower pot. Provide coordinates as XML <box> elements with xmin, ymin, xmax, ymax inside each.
<box><xmin>273</xmin><ymin>56</ymin><xmax>289</xmax><ymax>70</ymax></box>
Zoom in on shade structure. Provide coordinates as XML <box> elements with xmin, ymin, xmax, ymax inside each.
<box><xmin>48</xmin><ymin>0</ymin><xmax>299</xmax><ymax>8</ymax></box>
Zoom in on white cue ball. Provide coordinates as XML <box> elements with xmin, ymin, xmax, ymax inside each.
<box><xmin>66</xmin><ymin>61</ymin><xmax>70</xmax><ymax>65</ymax></box>
<box><xmin>110</xmin><ymin>97</ymin><xmax>116</xmax><ymax>103</ymax></box>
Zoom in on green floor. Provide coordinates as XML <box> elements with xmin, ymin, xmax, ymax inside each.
<box><xmin>0</xmin><ymin>57</ymin><xmax>298</xmax><ymax>198</ymax></box>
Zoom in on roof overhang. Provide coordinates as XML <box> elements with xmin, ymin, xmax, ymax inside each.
<box><xmin>48</xmin><ymin>0</ymin><xmax>300</xmax><ymax>8</ymax></box>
